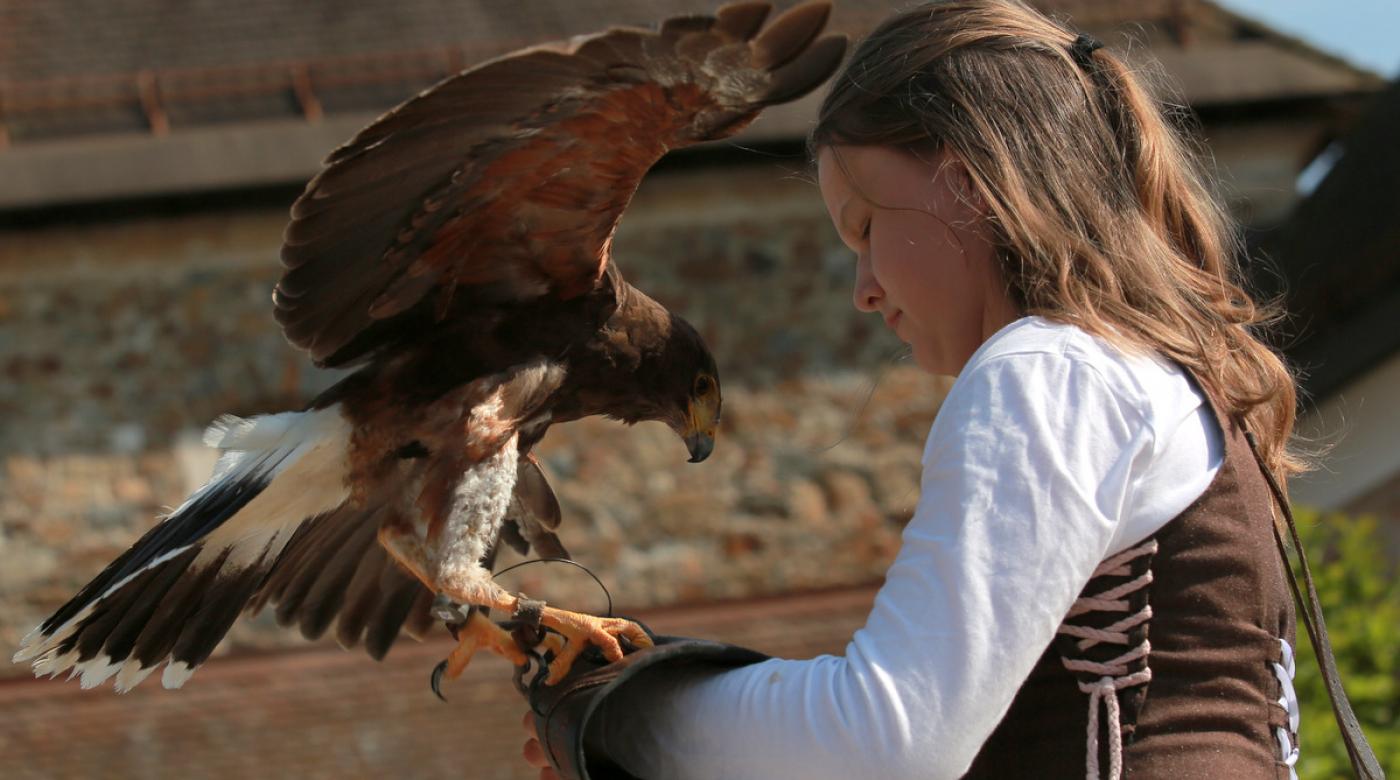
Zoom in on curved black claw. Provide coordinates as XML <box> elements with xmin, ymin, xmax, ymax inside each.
<box><xmin>430</xmin><ymin>659</ymin><xmax>450</xmax><ymax>703</ymax></box>
<box><xmin>512</xmin><ymin>636</ymin><xmax>552</xmax><ymax>707</ymax></box>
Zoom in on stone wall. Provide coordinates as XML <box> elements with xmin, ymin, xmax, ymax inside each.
<box><xmin>0</xmin><ymin>160</ymin><xmax>949</xmax><ymax>671</ymax></box>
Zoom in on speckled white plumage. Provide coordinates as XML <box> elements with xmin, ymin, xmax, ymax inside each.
<box><xmin>431</xmin><ymin>434</ymin><xmax>520</xmax><ymax>598</ymax></box>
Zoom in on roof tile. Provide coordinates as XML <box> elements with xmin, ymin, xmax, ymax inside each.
<box><xmin>0</xmin><ymin>1</ymin><xmax>1380</xmax><ymax>148</ymax></box>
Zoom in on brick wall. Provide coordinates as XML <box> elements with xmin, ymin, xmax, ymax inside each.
<box><xmin>0</xmin><ymin>160</ymin><xmax>949</xmax><ymax>671</ymax></box>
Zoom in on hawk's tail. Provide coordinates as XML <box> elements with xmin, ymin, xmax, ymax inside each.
<box><xmin>12</xmin><ymin>407</ymin><xmax>354</xmax><ymax>692</ymax></box>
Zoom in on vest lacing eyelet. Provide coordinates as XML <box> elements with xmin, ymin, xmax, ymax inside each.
<box><xmin>1271</xmin><ymin>636</ymin><xmax>1301</xmax><ymax>777</ymax></box>
<box><xmin>1057</xmin><ymin>539</ymin><xmax>1158</xmax><ymax>780</ymax></box>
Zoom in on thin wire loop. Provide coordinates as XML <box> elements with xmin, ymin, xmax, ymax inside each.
<box><xmin>494</xmin><ymin>556</ymin><xmax>615</xmax><ymax>617</ymax></box>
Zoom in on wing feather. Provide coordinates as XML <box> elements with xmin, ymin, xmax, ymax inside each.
<box><xmin>513</xmin><ymin>454</ymin><xmax>569</xmax><ymax>559</ymax></box>
<box><xmin>332</xmin><ymin>543</ymin><xmax>402</xmax><ymax>650</ymax></box>
<box><xmin>364</xmin><ymin>576</ymin><xmax>429</xmax><ymax>661</ymax></box>
<box><xmin>269</xmin><ymin>504</ymin><xmax>374</xmax><ymax>629</ymax></box>
<box><xmin>294</xmin><ymin>513</ymin><xmax>381</xmax><ymax>640</ymax></box>
<box><xmin>276</xmin><ymin>1</ymin><xmax>845</xmax><ymax>367</ymax></box>
<box><xmin>248</xmin><ymin>502</ymin><xmax>436</xmax><ymax>662</ymax></box>
<box><xmin>749</xmin><ymin>0</ymin><xmax>831</xmax><ymax>68</ymax></box>
<box><xmin>400</xmin><ymin>587</ymin><xmax>438</xmax><ymax>642</ymax></box>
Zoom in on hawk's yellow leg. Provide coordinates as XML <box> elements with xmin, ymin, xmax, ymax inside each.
<box><xmin>378</xmin><ymin>525</ymin><xmax>649</xmax><ymax>686</ymax></box>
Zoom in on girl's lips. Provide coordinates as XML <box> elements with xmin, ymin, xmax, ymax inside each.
<box><xmin>884</xmin><ymin>310</ymin><xmax>902</xmax><ymax>332</ymax></box>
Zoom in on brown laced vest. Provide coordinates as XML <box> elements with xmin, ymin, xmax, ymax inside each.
<box><xmin>962</xmin><ymin>396</ymin><xmax>1299</xmax><ymax>779</ymax></box>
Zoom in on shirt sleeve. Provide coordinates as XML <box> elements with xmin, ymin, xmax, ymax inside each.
<box><xmin>592</xmin><ymin>351</ymin><xmax>1155</xmax><ymax>780</ymax></box>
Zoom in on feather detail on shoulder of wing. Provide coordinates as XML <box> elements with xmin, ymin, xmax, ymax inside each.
<box><xmin>274</xmin><ymin>1</ymin><xmax>845</xmax><ymax>368</ymax></box>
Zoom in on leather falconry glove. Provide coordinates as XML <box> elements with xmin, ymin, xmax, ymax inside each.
<box><xmin>519</xmin><ymin>624</ymin><xmax>769</xmax><ymax>780</ymax></box>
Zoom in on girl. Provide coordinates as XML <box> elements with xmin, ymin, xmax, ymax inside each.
<box><xmin>524</xmin><ymin>1</ymin><xmax>1355</xmax><ymax>777</ymax></box>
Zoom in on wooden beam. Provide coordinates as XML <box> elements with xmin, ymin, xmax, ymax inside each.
<box><xmin>135</xmin><ymin>71</ymin><xmax>169</xmax><ymax>136</ymax></box>
<box><xmin>289</xmin><ymin>63</ymin><xmax>323</xmax><ymax>123</ymax></box>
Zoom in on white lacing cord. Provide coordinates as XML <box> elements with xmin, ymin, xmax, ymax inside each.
<box><xmin>1272</xmin><ymin>637</ymin><xmax>1301</xmax><ymax>779</ymax></box>
<box><xmin>1057</xmin><ymin>539</ymin><xmax>1158</xmax><ymax>780</ymax></box>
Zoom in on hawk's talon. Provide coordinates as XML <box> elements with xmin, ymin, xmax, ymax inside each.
<box><xmin>430</xmin><ymin>659</ymin><xmax>451</xmax><ymax>702</ymax></box>
<box><xmin>538</xmin><ymin>610</ymin><xmax>653</xmax><ymax>685</ymax></box>
<box><xmin>537</xmin><ymin>631</ymin><xmax>566</xmax><ymax>661</ymax></box>
<box><xmin>429</xmin><ymin>610</ymin><xmax>529</xmax><ymax>701</ymax></box>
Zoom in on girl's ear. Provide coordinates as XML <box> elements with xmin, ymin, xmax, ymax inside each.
<box><xmin>947</xmin><ymin>157</ymin><xmax>989</xmax><ymax>216</ymax></box>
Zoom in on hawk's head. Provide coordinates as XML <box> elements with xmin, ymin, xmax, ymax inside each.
<box><xmin>600</xmin><ymin>282</ymin><xmax>721</xmax><ymax>463</ymax></box>
<box><xmin>643</xmin><ymin>313</ymin><xmax>721</xmax><ymax>464</ymax></box>
<box><xmin>668</xmin><ymin>316</ymin><xmax>721</xmax><ymax>463</ymax></box>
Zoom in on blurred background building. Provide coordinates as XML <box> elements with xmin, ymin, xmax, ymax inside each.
<box><xmin>0</xmin><ymin>1</ymin><xmax>1394</xmax><ymax>778</ymax></box>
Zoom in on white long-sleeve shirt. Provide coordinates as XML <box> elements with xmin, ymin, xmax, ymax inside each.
<box><xmin>594</xmin><ymin>317</ymin><xmax>1225</xmax><ymax>780</ymax></box>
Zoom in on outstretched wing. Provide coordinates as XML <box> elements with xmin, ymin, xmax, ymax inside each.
<box><xmin>274</xmin><ymin>1</ymin><xmax>845</xmax><ymax>367</ymax></box>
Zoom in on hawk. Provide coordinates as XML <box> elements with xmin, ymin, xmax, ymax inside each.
<box><xmin>14</xmin><ymin>1</ymin><xmax>845</xmax><ymax>693</ymax></box>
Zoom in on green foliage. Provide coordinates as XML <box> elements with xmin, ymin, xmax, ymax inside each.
<box><xmin>1290</xmin><ymin>509</ymin><xmax>1400</xmax><ymax>779</ymax></box>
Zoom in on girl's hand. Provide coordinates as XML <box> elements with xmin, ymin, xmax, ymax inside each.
<box><xmin>522</xmin><ymin>710</ymin><xmax>562</xmax><ymax>780</ymax></box>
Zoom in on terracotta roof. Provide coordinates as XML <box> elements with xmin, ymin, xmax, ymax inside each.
<box><xmin>0</xmin><ymin>1</ymin><xmax>1382</xmax><ymax>208</ymax></box>
<box><xmin>0</xmin><ymin>1</ymin><xmax>1378</xmax><ymax>142</ymax></box>
<box><xmin>0</xmin><ymin>585</ymin><xmax>877</xmax><ymax>779</ymax></box>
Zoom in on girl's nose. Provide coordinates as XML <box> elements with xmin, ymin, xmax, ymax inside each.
<box><xmin>852</xmin><ymin>253</ymin><xmax>882</xmax><ymax>313</ymax></box>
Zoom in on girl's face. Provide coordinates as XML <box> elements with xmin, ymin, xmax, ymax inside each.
<box><xmin>817</xmin><ymin>145</ymin><xmax>1020</xmax><ymax>375</ymax></box>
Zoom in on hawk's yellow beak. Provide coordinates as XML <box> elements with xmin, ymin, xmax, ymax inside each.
<box><xmin>683</xmin><ymin>396</ymin><xmax>719</xmax><ymax>463</ymax></box>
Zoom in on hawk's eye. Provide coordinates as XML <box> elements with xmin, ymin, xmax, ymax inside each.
<box><xmin>694</xmin><ymin>375</ymin><xmax>713</xmax><ymax>396</ymax></box>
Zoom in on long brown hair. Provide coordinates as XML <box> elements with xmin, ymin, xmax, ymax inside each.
<box><xmin>811</xmin><ymin>0</ymin><xmax>1302</xmax><ymax>478</ymax></box>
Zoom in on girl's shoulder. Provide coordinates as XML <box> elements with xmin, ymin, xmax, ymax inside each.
<box><xmin>960</xmin><ymin>317</ymin><xmax>1207</xmax><ymax>435</ymax></box>
<box><xmin>971</xmin><ymin>316</ymin><xmax>1155</xmax><ymax>373</ymax></box>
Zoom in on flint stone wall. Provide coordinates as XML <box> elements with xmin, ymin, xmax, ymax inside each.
<box><xmin>0</xmin><ymin>160</ymin><xmax>950</xmax><ymax>672</ymax></box>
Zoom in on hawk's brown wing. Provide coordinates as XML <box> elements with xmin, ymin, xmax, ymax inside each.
<box><xmin>274</xmin><ymin>1</ymin><xmax>845</xmax><ymax>367</ymax></box>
